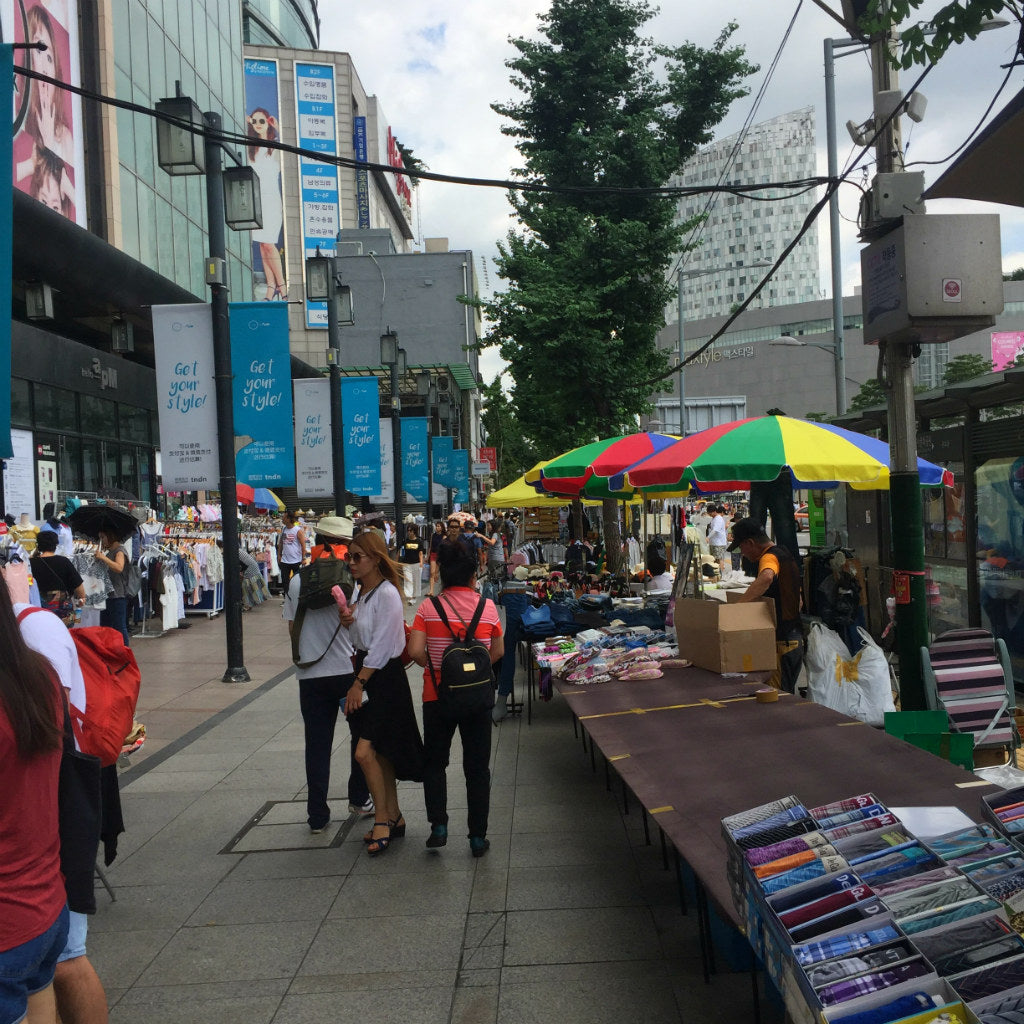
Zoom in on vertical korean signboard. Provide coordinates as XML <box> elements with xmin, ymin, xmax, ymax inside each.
<box><xmin>370</xmin><ymin>418</ymin><xmax>394</xmax><ymax>504</ymax></box>
<box><xmin>152</xmin><ymin>304</ymin><xmax>220</xmax><ymax>490</ymax></box>
<box><xmin>402</xmin><ymin>417</ymin><xmax>428</xmax><ymax>501</ymax></box>
<box><xmin>353</xmin><ymin>115</ymin><xmax>370</xmax><ymax>230</ymax></box>
<box><xmin>229</xmin><ymin>302</ymin><xmax>294</xmax><ymax>486</ymax></box>
<box><xmin>341</xmin><ymin>378</ymin><xmax>381</xmax><ymax>495</ymax></box>
<box><xmin>293</xmin><ymin>378</ymin><xmax>332</xmax><ymax>498</ymax></box>
<box><xmin>243</xmin><ymin>58</ymin><xmax>287</xmax><ymax>303</ymax></box>
<box><xmin>294</xmin><ymin>61</ymin><xmax>339</xmax><ymax>329</ymax></box>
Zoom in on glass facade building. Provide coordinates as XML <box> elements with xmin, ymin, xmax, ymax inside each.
<box><xmin>243</xmin><ymin>0</ymin><xmax>319</xmax><ymax>47</ymax></box>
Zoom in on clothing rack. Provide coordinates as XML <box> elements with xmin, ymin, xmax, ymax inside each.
<box><xmin>131</xmin><ymin>541</ymin><xmax>177</xmax><ymax>639</ymax></box>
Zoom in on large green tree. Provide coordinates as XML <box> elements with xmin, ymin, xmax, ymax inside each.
<box><xmin>942</xmin><ymin>353</ymin><xmax>993</xmax><ymax>384</ymax></box>
<box><xmin>482</xmin><ymin>0</ymin><xmax>755</xmax><ymax>569</ymax></box>
<box><xmin>480</xmin><ymin>376</ymin><xmax>537</xmax><ymax>489</ymax></box>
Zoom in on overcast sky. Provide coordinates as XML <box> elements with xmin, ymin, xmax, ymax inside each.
<box><xmin>319</xmin><ymin>1</ymin><xmax>1024</xmax><ymax>386</ymax></box>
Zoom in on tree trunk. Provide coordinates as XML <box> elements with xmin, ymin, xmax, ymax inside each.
<box><xmin>602</xmin><ymin>498</ymin><xmax>623</xmax><ymax>574</ymax></box>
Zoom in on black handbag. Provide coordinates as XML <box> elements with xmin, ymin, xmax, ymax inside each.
<box><xmin>59</xmin><ymin>695</ymin><xmax>102</xmax><ymax>915</ymax></box>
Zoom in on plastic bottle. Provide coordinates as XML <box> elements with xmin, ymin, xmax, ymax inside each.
<box><xmin>331</xmin><ymin>584</ymin><xmax>347</xmax><ymax>612</ymax></box>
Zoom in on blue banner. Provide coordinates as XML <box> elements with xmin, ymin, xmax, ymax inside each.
<box><xmin>294</xmin><ymin>62</ymin><xmax>339</xmax><ymax>329</ymax></box>
<box><xmin>353</xmin><ymin>116</ymin><xmax>370</xmax><ymax>230</ymax></box>
<box><xmin>402</xmin><ymin>417</ymin><xmax>428</xmax><ymax>501</ymax></box>
<box><xmin>0</xmin><ymin>46</ymin><xmax>12</xmax><ymax>459</ymax></box>
<box><xmin>342</xmin><ymin>378</ymin><xmax>381</xmax><ymax>494</ymax></box>
<box><xmin>229</xmin><ymin>302</ymin><xmax>295</xmax><ymax>486</ymax></box>
<box><xmin>432</xmin><ymin>435</ymin><xmax>455</xmax><ymax>488</ymax></box>
<box><xmin>452</xmin><ymin>450</ymin><xmax>470</xmax><ymax>503</ymax></box>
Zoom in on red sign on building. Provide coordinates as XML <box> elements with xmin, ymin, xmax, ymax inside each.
<box><xmin>479</xmin><ymin>446</ymin><xmax>497</xmax><ymax>471</ymax></box>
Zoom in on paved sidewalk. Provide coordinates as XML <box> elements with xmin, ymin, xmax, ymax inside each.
<box><xmin>92</xmin><ymin>601</ymin><xmax>776</xmax><ymax>1023</ymax></box>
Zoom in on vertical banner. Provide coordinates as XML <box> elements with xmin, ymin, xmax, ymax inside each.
<box><xmin>294</xmin><ymin>61</ymin><xmax>339</xmax><ymax>329</ymax></box>
<box><xmin>4</xmin><ymin>1</ymin><xmax>87</xmax><ymax>225</ymax></box>
<box><xmin>432</xmin><ymin>435</ymin><xmax>455</xmax><ymax>488</ymax></box>
<box><xmin>353</xmin><ymin>115</ymin><xmax>370</xmax><ymax>229</ymax></box>
<box><xmin>293</xmin><ymin>378</ymin><xmax>332</xmax><ymax>498</ymax></box>
<box><xmin>0</xmin><ymin>44</ymin><xmax>12</xmax><ymax>459</ymax></box>
<box><xmin>341</xmin><ymin>377</ymin><xmax>381</xmax><ymax>495</ymax></box>
<box><xmin>229</xmin><ymin>302</ymin><xmax>294</xmax><ymax>486</ymax></box>
<box><xmin>243</xmin><ymin>58</ymin><xmax>287</xmax><ymax>302</ymax></box>
<box><xmin>402</xmin><ymin>417</ymin><xmax>428</xmax><ymax>502</ymax></box>
<box><xmin>452</xmin><ymin>449</ymin><xmax>470</xmax><ymax>504</ymax></box>
<box><xmin>3</xmin><ymin>428</ymin><xmax>33</xmax><ymax>516</ymax></box>
<box><xmin>370</xmin><ymin>418</ymin><xmax>394</xmax><ymax>504</ymax></box>
<box><xmin>152</xmin><ymin>304</ymin><xmax>220</xmax><ymax>490</ymax></box>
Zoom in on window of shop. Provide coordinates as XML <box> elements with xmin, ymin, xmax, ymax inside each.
<box><xmin>59</xmin><ymin>436</ymin><xmax>81</xmax><ymax>491</ymax></box>
<box><xmin>119</xmin><ymin>404</ymin><xmax>150</xmax><ymax>444</ymax></box>
<box><xmin>81</xmin><ymin>395</ymin><xmax>117</xmax><ymax>438</ymax></box>
<box><xmin>34</xmin><ymin>384</ymin><xmax>78</xmax><ymax>432</ymax></box>
<box><xmin>81</xmin><ymin>441</ymin><xmax>101</xmax><ymax>492</ymax></box>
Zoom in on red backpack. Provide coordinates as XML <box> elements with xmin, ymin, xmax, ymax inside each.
<box><xmin>18</xmin><ymin>609</ymin><xmax>141</xmax><ymax>766</ymax></box>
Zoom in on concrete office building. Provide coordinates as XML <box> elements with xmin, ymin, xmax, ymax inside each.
<box><xmin>646</xmin><ymin>282</ymin><xmax>1024</xmax><ymax>430</ymax></box>
<box><xmin>667</xmin><ymin>107</ymin><xmax>820</xmax><ymax>326</ymax></box>
<box><xmin>4</xmin><ymin>0</ymin><xmax>317</xmax><ymax>516</ymax></box>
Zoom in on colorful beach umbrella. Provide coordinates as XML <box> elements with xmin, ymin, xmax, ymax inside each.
<box><xmin>616</xmin><ymin>416</ymin><xmax>954</xmax><ymax>492</ymax></box>
<box><xmin>252</xmin><ymin>487</ymin><xmax>285</xmax><ymax>511</ymax></box>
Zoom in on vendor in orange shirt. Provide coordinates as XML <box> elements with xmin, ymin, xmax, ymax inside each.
<box><xmin>729</xmin><ymin>517</ymin><xmax>804</xmax><ymax>694</ymax></box>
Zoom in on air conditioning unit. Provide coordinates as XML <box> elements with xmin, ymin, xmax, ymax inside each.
<box><xmin>437</xmin><ymin>376</ymin><xmax>451</xmax><ymax>392</ymax></box>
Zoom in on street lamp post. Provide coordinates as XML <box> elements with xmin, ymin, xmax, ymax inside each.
<box><xmin>380</xmin><ymin>331</ymin><xmax>405</xmax><ymax>528</ymax></box>
<box><xmin>417</xmin><ymin>372</ymin><xmax>437</xmax><ymax>519</ymax></box>
<box><xmin>155</xmin><ymin>91</ymin><xmax>263</xmax><ymax>683</ymax></box>
<box><xmin>305</xmin><ymin>248</ymin><xmax>354</xmax><ymax>515</ymax></box>
<box><xmin>770</xmin><ymin>334</ymin><xmax>847</xmax><ymax>415</ymax></box>
<box><xmin>437</xmin><ymin>393</ymin><xmax>451</xmax><ymax>516</ymax></box>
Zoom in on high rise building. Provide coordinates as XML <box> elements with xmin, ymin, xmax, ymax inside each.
<box><xmin>668</xmin><ymin>107</ymin><xmax>820</xmax><ymax>326</ymax></box>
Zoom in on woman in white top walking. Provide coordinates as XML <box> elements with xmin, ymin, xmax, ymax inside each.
<box><xmin>277</xmin><ymin>511</ymin><xmax>307</xmax><ymax>593</ymax></box>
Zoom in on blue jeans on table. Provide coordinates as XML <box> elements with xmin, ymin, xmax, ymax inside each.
<box><xmin>298</xmin><ymin>673</ymin><xmax>369</xmax><ymax>829</ymax></box>
<box><xmin>100</xmin><ymin>596</ymin><xmax>129</xmax><ymax>646</ymax></box>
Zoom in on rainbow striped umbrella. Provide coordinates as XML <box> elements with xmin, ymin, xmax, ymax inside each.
<box><xmin>616</xmin><ymin>416</ymin><xmax>953</xmax><ymax>492</ymax></box>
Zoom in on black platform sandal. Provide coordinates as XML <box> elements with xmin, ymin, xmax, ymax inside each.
<box><xmin>389</xmin><ymin>816</ymin><xmax>406</xmax><ymax>838</ymax></box>
<box><xmin>366</xmin><ymin>822</ymin><xmax>391</xmax><ymax>857</ymax></box>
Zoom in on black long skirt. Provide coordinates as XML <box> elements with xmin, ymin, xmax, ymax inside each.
<box><xmin>351</xmin><ymin>656</ymin><xmax>425</xmax><ymax>782</ymax></box>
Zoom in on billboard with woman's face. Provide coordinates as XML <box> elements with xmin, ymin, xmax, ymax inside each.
<box><xmin>243</xmin><ymin>58</ymin><xmax>287</xmax><ymax>302</ymax></box>
<box><xmin>2</xmin><ymin>0</ymin><xmax>86</xmax><ymax>225</ymax></box>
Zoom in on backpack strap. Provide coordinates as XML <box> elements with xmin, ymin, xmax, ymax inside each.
<box><xmin>290</xmin><ymin>571</ymin><xmax>344</xmax><ymax>670</ymax></box>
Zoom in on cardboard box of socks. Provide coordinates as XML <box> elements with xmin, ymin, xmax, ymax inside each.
<box><xmin>719</xmin><ymin>793</ymin><xmax>1024</xmax><ymax>1023</ymax></box>
<box><xmin>982</xmin><ymin>786</ymin><xmax>1024</xmax><ymax>842</ymax></box>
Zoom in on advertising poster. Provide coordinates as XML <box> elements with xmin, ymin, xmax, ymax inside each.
<box><xmin>3</xmin><ymin>428</ymin><xmax>35</xmax><ymax>517</ymax></box>
<box><xmin>293</xmin><ymin>378</ymin><xmax>332</xmax><ymax>498</ymax></box>
<box><xmin>992</xmin><ymin>331</ymin><xmax>1024</xmax><ymax>372</ymax></box>
<box><xmin>243</xmin><ymin>58</ymin><xmax>287</xmax><ymax>302</ymax></box>
<box><xmin>370</xmin><ymin>418</ymin><xmax>394</xmax><ymax>505</ymax></box>
<box><xmin>353</xmin><ymin>115</ymin><xmax>370</xmax><ymax>229</ymax></box>
<box><xmin>341</xmin><ymin>377</ymin><xmax>381</xmax><ymax>494</ymax></box>
<box><xmin>3</xmin><ymin>0</ymin><xmax>87</xmax><ymax>225</ymax></box>
<box><xmin>294</xmin><ymin>61</ymin><xmax>339</xmax><ymax>329</ymax></box>
<box><xmin>402</xmin><ymin>417</ymin><xmax>428</xmax><ymax>502</ymax></box>
<box><xmin>152</xmin><ymin>304</ymin><xmax>220</xmax><ymax>490</ymax></box>
<box><xmin>452</xmin><ymin>449</ymin><xmax>470</xmax><ymax>504</ymax></box>
<box><xmin>432</xmin><ymin>435</ymin><xmax>455</xmax><ymax>488</ymax></box>
<box><xmin>229</xmin><ymin>302</ymin><xmax>294</xmax><ymax>486</ymax></box>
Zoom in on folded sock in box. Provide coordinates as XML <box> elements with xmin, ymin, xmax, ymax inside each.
<box><xmin>834</xmin><ymin>826</ymin><xmax>913</xmax><ymax>862</ymax></box>
<box><xmin>966</xmin><ymin>854</ymin><xmax>1024</xmax><ymax>884</ymax></box>
<box><xmin>871</xmin><ymin>865</ymin><xmax>961</xmax><ymax>898</ymax></box>
<box><xmin>753</xmin><ymin>845</ymin><xmax>838</xmax><ymax>880</ymax></box>
<box><xmin>729</xmin><ymin>804</ymin><xmax>811</xmax><ymax>841</ymax></box>
<box><xmin>722</xmin><ymin>797</ymin><xmax>802</xmax><ymax>833</ymax></box>
<box><xmin>901</xmin><ymin>896</ymin><xmax>1002</xmax><ymax>935</ymax></box>
<box><xmin>818</xmin><ymin>959</ymin><xmax>931</xmax><ymax>1007</ymax></box>
<box><xmin>824</xmin><ymin>814</ymin><xmax>902</xmax><ymax>842</ymax></box>
<box><xmin>946</xmin><ymin>842</ymin><xmax>1016</xmax><ymax>869</ymax></box>
<box><xmin>979</xmin><ymin>867</ymin><xmax>1024</xmax><ymax>903</ymax></box>
<box><xmin>927</xmin><ymin>823</ymin><xmax>1000</xmax><ymax>858</ymax></box>
<box><xmin>884</xmin><ymin>876</ymin><xmax>980</xmax><ymax>918</ymax></box>
<box><xmin>787</xmin><ymin>899</ymin><xmax>887</xmax><ymax>944</ymax></box>
<box><xmin>760</xmin><ymin>855</ymin><xmax>849</xmax><ymax>895</ymax></box>
<box><xmin>815</xmin><ymin>804</ymin><xmax>889</xmax><ymax>831</ymax></box>
<box><xmin>934</xmin><ymin>934</ymin><xmax>1024</xmax><ymax>977</ymax></box>
<box><xmin>769</xmin><ymin>870</ymin><xmax>863</xmax><ymax>914</ymax></box>
<box><xmin>914</xmin><ymin>914</ymin><xmax>1013</xmax><ymax>963</ymax></box>
<box><xmin>857</xmin><ymin>844</ymin><xmax>939</xmax><ymax>883</ymax></box>
<box><xmin>951</xmin><ymin>953</ymin><xmax>1024</xmax><ymax>1003</ymax></box>
<box><xmin>829</xmin><ymin>992</ymin><xmax>950</xmax><ymax>1024</ymax></box>
<box><xmin>735</xmin><ymin>816</ymin><xmax>820</xmax><ymax>851</ymax></box>
<box><xmin>806</xmin><ymin>942</ymin><xmax>916</xmax><ymax>989</ymax></box>
<box><xmin>794</xmin><ymin>924</ymin><xmax>901</xmax><ymax>967</ymax></box>
<box><xmin>778</xmin><ymin>884</ymin><xmax>875</xmax><ymax>931</ymax></box>
<box><xmin>745</xmin><ymin>832</ymin><xmax>830</xmax><ymax>867</ymax></box>
<box><xmin>810</xmin><ymin>794</ymin><xmax>879</xmax><ymax>818</ymax></box>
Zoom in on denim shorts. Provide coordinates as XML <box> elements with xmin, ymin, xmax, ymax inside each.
<box><xmin>56</xmin><ymin>912</ymin><xmax>87</xmax><ymax>965</ymax></box>
<box><xmin>0</xmin><ymin>905</ymin><xmax>69</xmax><ymax>1024</ymax></box>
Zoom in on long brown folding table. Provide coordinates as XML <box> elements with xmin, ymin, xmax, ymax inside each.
<box><xmin>554</xmin><ymin>664</ymin><xmax>997</xmax><ymax>990</ymax></box>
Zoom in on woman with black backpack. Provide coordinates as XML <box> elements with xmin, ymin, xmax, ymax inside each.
<box><xmin>407</xmin><ymin>541</ymin><xmax>504</xmax><ymax>857</ymax></box>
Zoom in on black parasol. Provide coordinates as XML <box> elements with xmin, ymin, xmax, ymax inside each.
<box><xmin>97</xmin><ymin>486</ymin><xmax>139</xmax><ymax>501</ymax></box>
<box><xmin>67</xmin><ymin>504</ymin><xmax>139</xmax><ymax>542</ymax></box>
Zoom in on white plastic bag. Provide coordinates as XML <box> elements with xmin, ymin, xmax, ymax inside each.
<box><xmin>807</xmin><ymin>623</ymin><xmax>895</xmax><ymax>726</ymax></box>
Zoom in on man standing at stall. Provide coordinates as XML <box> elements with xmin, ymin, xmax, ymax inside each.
<box><xmin>728</xmin><ymin>518</ymin><xmax>804</xmax><ymax>694</ymax></box>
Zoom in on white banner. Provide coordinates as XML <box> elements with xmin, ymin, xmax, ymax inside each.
<box><xmin>4</xmin><ymin>428</ymin><xmax>35</xmax><ymax>519</ymax></box>
<box><xmin>370</xmin><ymin>418</ymin><xmax>394</xmax><ymax>504</ymax></box>
<box><xmin>293</xmin><ymin>377</ymin><xmax>332</xmax><ymax>498</ymax></box>
<box><xmin>152</xmin><ymin>304</ymin><xmax>220</xmax><ymax>490</ymax></box>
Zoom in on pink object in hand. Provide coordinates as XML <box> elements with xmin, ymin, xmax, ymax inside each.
<box><xmin>331</xmin><ymin>585</ymin><xmax>348</xmax><ymax>612</ymax></box>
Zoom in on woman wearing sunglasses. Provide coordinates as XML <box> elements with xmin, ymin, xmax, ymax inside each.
<box><xmin>339</xmin><ymin>531</ymin><xmax>423</xmax><ymax>856</ymax></box>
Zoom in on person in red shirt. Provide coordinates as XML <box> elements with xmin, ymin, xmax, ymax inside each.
<box><xmin>0</xmin><ymin>573</ymin><xmax>69</xmax><ymax>1024</ymax></box>
<box><xmin>407</xmin><ymin>541</ymin><xmax>504</xmax><ymax>857</ymax></box>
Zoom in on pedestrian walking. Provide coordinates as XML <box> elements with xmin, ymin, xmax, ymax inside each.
<box><xmin>398</xmin><ymin>523</ymin><xmax>424</xmax><ymax>605</ymax></box>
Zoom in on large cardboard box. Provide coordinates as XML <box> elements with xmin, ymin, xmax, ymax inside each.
<box><xmin>675</xmin><ymin>596</ymin><xmax>777</xmax><ymax>674</ymax></box>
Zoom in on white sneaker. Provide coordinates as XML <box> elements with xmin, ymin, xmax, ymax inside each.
<box><xmin>349</xmin><ymin>798</ymin><xmax>374</xmax><ymax>817</ymax></box>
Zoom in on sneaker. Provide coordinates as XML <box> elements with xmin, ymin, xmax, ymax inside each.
<box><xmin>491</xmin><ymin>700</ymin><xmax>510</xmax><ymax>724</ymax></box>
<box><xmin>348</xmin><ymin>798</ymin><xmax>374</xmax><ymax>817</ymax></box>
<box><xmin>309</xmin><ymin>821</ymin><xmax>329</xmax><ymax>835</ymax></box>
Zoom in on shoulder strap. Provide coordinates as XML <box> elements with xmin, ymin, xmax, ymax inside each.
<box><xmin>464</xmin><ymin>597</ymin><xmax>486</xmax><ymax>642</ymax></box>
<box><xmin>430</xmin><ymin>596</ymin><xmax>456</xmax><ymax>639</ymax></box>
<box><xmin>290</xmin><ymin>575</ymin><xmax>344</xmax><ymax>669</ymax></box>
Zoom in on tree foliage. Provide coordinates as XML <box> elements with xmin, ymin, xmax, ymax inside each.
<box><xmin>942</xmin><ymin>353</ymin><xmax>993</xmax><ymax>384</ymax></box>
<box><xmin>481</xmin><ymin>1</ymin><xmax>756</xmax><ymax>456</ymax></box>
<box><xmin>480</xmin><ymin>375</ymin><xmax>537</xmax><ymax>488</ymax></box>
<box><xmin>850</xmin><ymin>378</ymin><xmax>888</xmax><ymax>411</ymax></box>
<box><xmin>1004</xmin><ymin>267</ymin><xmax>1024</xmax><ymax>281</ymax></box>
<box><xmin>857</xmin><ymin>1</ymin><xmax>1018</xmax><ymax>69</ymax></box>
